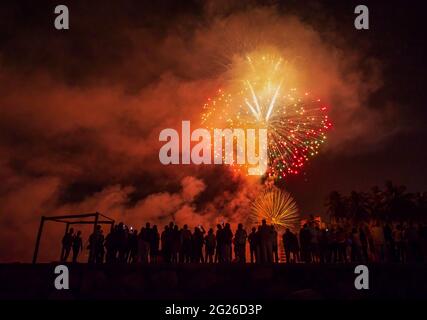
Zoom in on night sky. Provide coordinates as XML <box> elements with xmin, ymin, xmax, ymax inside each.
<box><xmin>0</xmin><ymin>0</ymin><xmax>426</xmax><ymax>261</ymax></box>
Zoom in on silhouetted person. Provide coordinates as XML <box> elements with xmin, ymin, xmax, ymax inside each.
<box><xmin>259</xmin><ymin>220</ymin><xmax>273</xmax><ymax>263</ymax></box>
<box><xmin>88</xmin><ymin>225</ymin><xmax>103</xmax><ymax>263</ymax></box>
<box><xmin>384</xmin><ymin>222</ymin><xmax>395</xmax><ymax>262</ymax></box>
<box><xmin>137</xmin><ymin>226</ymin><xmax>146</xmax><ymax>263</ymax></box>
<box><xmin>359</xmin><ymin>225</ymin><xmax>369</xmax><ymax>263</ymax></box>
<box><xmin>181</xmin><ymin>224</ymin><xmax>192</xmax><ymax>263</ymax></box>
<box><xmin>116</xmin><ymin>222</ymin><xmax>128</xmax><ymax>263</ymax></box>
<box><xmin>319</xmin><ymin>228</ymin><xmax>328</xmax><ymax>263</ymax></box>
<box><xmin>72</xmin><ymin>230</ymin><xmax>83</xmax><ymax>263</ymax></box>
<box><xmin>406</xmin><ymin>222</ymin><xmax>420</xmax><ymax>262</ymax></box>
<box><xmin>234</xmin><ymin>223</ymin><xmax>247</xmax><ymax>263</ymax></box>
<box><xmin>310</xmin><ymin>225</ymin><xmax>320</xmax><ymax>263</ymax></box>
<box><xmin>161</xmin><ymin>225</ymin><xmax>170</xmax><ymax>263</ymax></box>
<box><xmin>255</xmin><ymin>226</ymin><xmax>262</xmax><ymax>263</ymax></box>
<box><xmin>248</xmin><ymin>227</ymin><xmax>257</xmax><ymax>263</ymax></box>
<box><xmin>150</xmin><ymin>225</ymin><xmax>160</xmax><ymax>263</ymax></box>
<box><xmin>224</xmin><ymin>223</ymin><xmax>233</xmax><ymax>263</ymax></box>
<box><xmin>350</xmin><ymin>227</ymin><xmax>362</xmax><ymax>262</ymax></box>
<box><xmin>215</xmin><ymin>224</ymin><xmax>224</xmax><ymax>263</ymax></box>
<box><xmin>394</xmin><ymin>224</ymin><xmax>405</xmax><ymax>263</ymax></box>
<box><xmin>105</xmin><ymin>226</ymin><xmax>117</xmax><ymax>263</ymax></box>
<box><xmin>299</xmin><ymin>224</ymin><xmax>312</xmax><ymax>263</ymax></box>
<box><xmin>371</xmin><ymin>221</ymin><xmax>385</xmax><ymax>262</ymax></box>
<box><xmin>96</xmin><ymin>229</ymin><xmax>105</xmax><ymax>263</ymax></box>
<box><xmin>205</xmin><ymin>228</ymin><xmax>216</xmax><ymax>263</ymax></box>
<box><xmin>192</xmin><ymin>226</ymin><xmax>205</xmax><ymax>263</ymax></box>
<box><xmin>271</xmin><ymin>226</ymin><xmax>279</xmax><ymax>263</ymax></box>
<box><xmin>171</xmin><ymin>225</ymin><xmax>180</xmax><ymax>263</ymax></box>
<box><xmin>336</xmin><ymin>227</ymin><xmax>347</xmax><ymax>263</ymax></box>
<box><xmin>61</xmin><ymin>227</ymin><xmax>74</xmax><ymax>262</ymax></box>
<box><xmin>283</xmin><ymin>228</ymin><xmax>293</xmax><ymax>263</ymax></box>
<box><xmin>128</xmin><ymin>229</ymin><xmax>138</xmax><ymax>263</ymax></box>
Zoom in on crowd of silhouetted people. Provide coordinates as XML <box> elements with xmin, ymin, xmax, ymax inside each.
<box><xmin>61</xmin><ymin>218</ymin><xmax>427</xmax><ymax>264</ymax></box>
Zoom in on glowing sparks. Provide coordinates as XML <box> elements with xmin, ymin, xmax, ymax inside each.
<box><xmin>201</xmin><ymin>49</ymin><xmax>332</xmax><ymax>180</ymax></box>
<box><xmin>251</xmin><ymin>186</ymin><xmax>299</xmax><ymax>230</ymax></box>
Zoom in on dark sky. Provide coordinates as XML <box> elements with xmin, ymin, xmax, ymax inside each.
<box><xmin>0</xmin><ymin>0</ymin><xmax>426</xmax><ymax>261</ymax></box>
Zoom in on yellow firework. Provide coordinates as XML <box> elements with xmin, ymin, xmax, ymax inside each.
<box><xmin>251</xmin><ymin>186</ymin><xmax>299</xmax><ymax>230</ymax></box>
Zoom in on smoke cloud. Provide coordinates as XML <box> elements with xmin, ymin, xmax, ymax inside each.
<box><xmin>0</xmin><ymin>2</ymin><xmax>396</xmax><ymax>261</ymax></box>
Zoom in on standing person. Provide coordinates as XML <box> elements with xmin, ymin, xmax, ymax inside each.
<box><xmin>104</xmin><ymin>227</ymin><xmax>114</xmax><ymax>263</ymax></box>
<box><xmin>359</xmin><ymin>225</ymin><xmax>369</xmax><ymax>262</ymax></box>
<box><xmin>299</xmin><ymin>224</ymin><xmax>312</xmax><ymax>263</ymax></box>
<box><xmin>192</xmin><ymin>226</ymin><xmax>205</xmax><ymax>263</ymax></box>
<box><xmin>122</xmin><ymin>226</ymin><xmax>130</xmax><ymax>263</ymax></box>
<box><xmin>336</xmin><ymin>227</ymin><xmax>347</xmax><ymax>263</ymax></box>
<box><xmin>248</xmin><ymin>227</ymin><xmax>257</xmax><ymax>263</ymax></box>
<box><xmin>205</xmin><ymin>228</ymin><xmax>216</xmax><ymax>263</ymax></box>
<box><xmin>224</xmin><ymin>223</ymin><xmax>233</xmax><ymax>263</ymax></box>
<box><xmin>394</xmin><ymin>224</ymin><xmax>405</xmax><ymax>263</ymax></box>
<box><xmin>150</xmin><ymin>225</ymin><xmax>160</xmax><ymax>263</ymax></box>
<box><xmin>161</xmin><ymin>225</ymin><xmax>170</xmax><ymax>263</ymax></box>
<box><xmin>181</xmin><ymin>225</ymin><xmax>192</xmax><ymax>263</ymax></box>
<box><xmin>271</xmin><ymin>226</ymin><xmax>279</xmax><ymax>263</ymax></box>
<box><xmin>282</xmin><ymin>228</ymin><xmax>293</xmax><ymax>263</ymax></box>
<box><xmin>144</xmin><ymin>223</ymin><xmax>152</xmax><ymax>262</ymax></box>
<box><xmin>138</xmin><ymin>226</ymin><xmax>149</xmax><ymax>263</ymax></box>
<box><xmin>406</xmin><ymin>222</ymin><xmax>420</xmax><ymax>262</ymax></box>
<box><xmin>311</xmin><ymin>226</ymin><xmax>320</xmax><ymax>263</ymax></box>
<box><xmin>290</xmin><ymin>229</ymin><xmax>300</xmax><ymax>263</ymax></box>
<box><xmin>72</xmin><ymin>230</ymin><xmax>83</xmax><ymax>263</ymax></box>
<box><xmin>88</xmin><ymin>225</ymin><xmax>102</xmax><ymax>264</ymax></box>
<box><xmin>350</xmin><ymin>228</ymin><xmax>362</xmax><ymax>262</ymax></box>
<box><xmin>215</xmin><ymin>224</ymin><xmax>224</xmax><ymax>263</ymax></box>
<box><xmin>371</xmin><ymin>221</ymin><xmax>385</xmax><ymax>262</ymax></box>
<box><xmin>384</xmin><ymin>222</ymin><xmax>395</xmax><ymax>262</ymax></box>
<box><xmin>259</xmin><ymin>220</ymin><xmax>273</xmax><ymax>263</ymax></box>
<box><xmin>171</xmin><ymin>225</ymin><xmax>181</xmax><ymax>263</ymax></box>
<box><xmin>116</xmin><ymin>223</ymin><xmax>127</xmax><ymax>263</ymax></box>
<box><xmin>96</xmin><ymin>228</ymin><xmax>105</xmax><ymax>264</ymax></box>
<box><xmin>61</xmin><ymin>228</ymin><xmax>74</xmax><ymax>262</ymax></box>
<box><xmin>255</xmin><ymin>226</ymin><xmax>262</xmax><ymax>263</ymax></box>
<box><xmin>128</xmin><ymin>229</ymin><xmax>138</xmax><ymax>263</ymax></box>
<box><xmin>234</xmin><ymin>224</ymin><xmax>247</xmax><ymax>263</ymax></box>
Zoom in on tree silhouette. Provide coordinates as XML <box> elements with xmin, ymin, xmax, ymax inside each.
<box><xmin>325</xmin><ymin>191</ymin><xmax>348</xmax><ymax>223</ymax></box>
<box><xmin>325</xmin><ymin>181</ymin><xmax>426</xmax><ymax>224</ymax></box>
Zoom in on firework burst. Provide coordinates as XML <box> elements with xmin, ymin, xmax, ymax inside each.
<box><xmin>251</xmin><ymin>186</ymin><xmax>299</xmax><ymax>230</ymax></box>
<box><xmin>201</xmin><ymin>49</ymin><xmax>332</xmax><ymax>180</ymax></box>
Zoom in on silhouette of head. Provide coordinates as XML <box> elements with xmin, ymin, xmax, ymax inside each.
<box><xmin>262</xmin><ymin>219</ymin><xmax>266</xmax><ymax>226</ymax></box>
<box><xmin>69</xmin><ymin>228</ymin><xmax>74</xmax><ymax>234</ymax></box>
